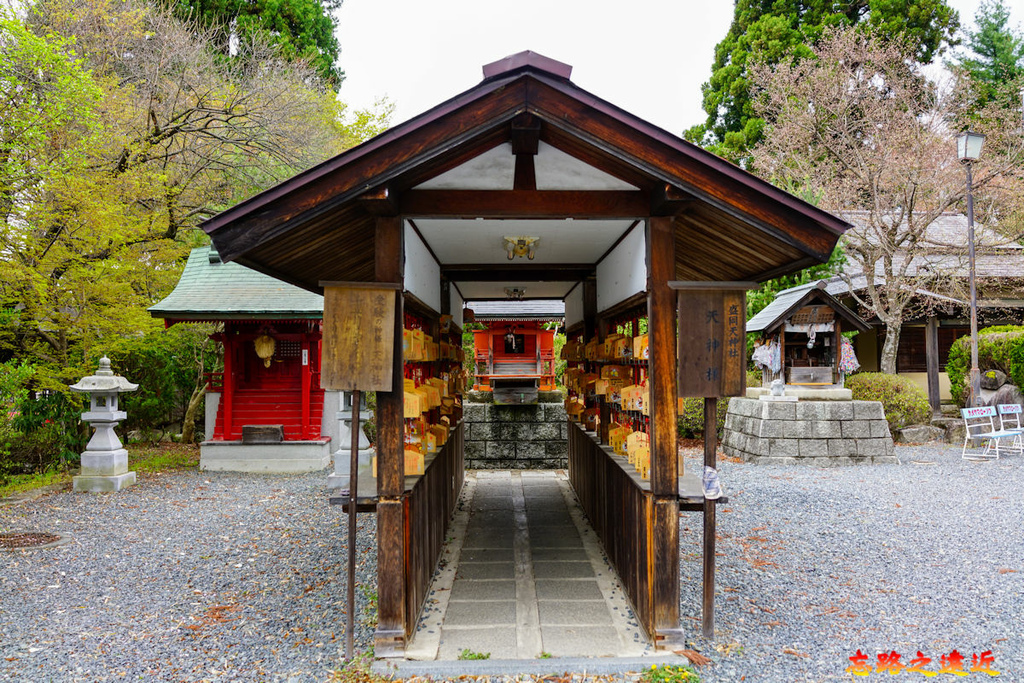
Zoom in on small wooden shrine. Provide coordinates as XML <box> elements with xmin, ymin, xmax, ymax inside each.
<box><xmin>150</xmin><ymin>247</ymin><xmax>336</xmax><ymax>472</ymax></box>
<box><xmin>747</xmin><ymin>281</ymin><xmax>869</xmax><ymax>388</ymax></box>
<box><xmin>200</xmin><ymin>52</ymin><xmax>849</xmax><ymax>654</ymax></box>
<box><xmin>469</xmin><ymin>300</ymin><xmax>562</xmax><ymax>402</ymax></box>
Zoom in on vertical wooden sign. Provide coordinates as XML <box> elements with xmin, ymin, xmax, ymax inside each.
<box><xmin>320</xmin><ymin>282</ymin><xmax>400</xmax><ymax>391</ymax></box>
<box><xmin>672</xmin><ymin>282</ymin><xmax>754</xmax><ymax>398</ymax></box>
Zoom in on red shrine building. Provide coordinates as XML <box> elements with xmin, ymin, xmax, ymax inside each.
<box><xmin>469</xmin><ymin>300</ymin><xmax>561</xmax><ymax>401</ymax></box>
<box><xmin>150</xmin><ymin>246</ymin><xmax>338</xmax><ymax>471</ymax></box>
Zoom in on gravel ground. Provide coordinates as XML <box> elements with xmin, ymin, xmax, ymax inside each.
<box><xmin>0</xmin><ymin>469</ymin><xmax>376</xmax><ymax>682</ymax></box>
<box><xmin>3</xmin><ymin>444</ymin><xmax>1022</xmax><ymax>682</ymax></box>
<box><xmin>678</xmin><ymin>443</ymin><xmax>1024</xmax><ymax>681</ymax></box>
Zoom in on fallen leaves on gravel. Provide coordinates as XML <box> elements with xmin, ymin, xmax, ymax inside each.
<box><xmin>676</xmin><ymin>648</ymin><xmax>712</xmax><ymax>666</ymax></box>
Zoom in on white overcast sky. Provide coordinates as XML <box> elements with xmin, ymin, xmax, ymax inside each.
<box><xmin>335</xmin><ymin>0</ymin><xmax>1022</xmax><ymax>136</ymax></box>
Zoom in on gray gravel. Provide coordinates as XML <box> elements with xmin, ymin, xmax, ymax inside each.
<box><xmin>3</xmin><ymin>444</ymin><xmax>1022</xmax><ymax>682</ymax></box>
<box><xmin>0</xmin><ymin>470</ymin><xmax>376</xmax><ymax>682</ymax></box>
<box><xmin>679</xmin><ymin>444</ymin><xmax>1024</xmax><ymax>681</ymax></box>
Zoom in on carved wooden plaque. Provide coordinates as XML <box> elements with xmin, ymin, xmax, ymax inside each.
<box><xmin>321</xmin><ymin>285</ymin><xmax>397</xmax><ymax>391</ymax></box>
<box><xmin>675</xmin><ymin>285</ymin><xmax>750</xmax><ymax>398</ymax></box>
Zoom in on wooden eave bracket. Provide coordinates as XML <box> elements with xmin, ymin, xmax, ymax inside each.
<box><xmin>651</xmin><ymin>183</ymin><xmax>695</xmax><ymax>217</ymax></box>
<box><xmin>358</xmin><ymin>186</ymin><xmax>400</xmax><ymax>217</ymax></box>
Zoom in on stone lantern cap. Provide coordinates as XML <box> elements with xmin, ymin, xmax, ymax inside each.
<box><xmin>69</xmin><ymin>357</ymin><xmax>138</xmax><ymax>393</ymax></box>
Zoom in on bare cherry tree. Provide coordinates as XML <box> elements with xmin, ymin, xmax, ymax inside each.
<box><xmin>751</xmin><ymin>26</ymin><xmax>1024</xmax><ymax>374</ymax></box>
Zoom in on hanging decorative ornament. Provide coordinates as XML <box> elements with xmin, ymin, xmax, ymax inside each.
<box><xmin>254</xmin><ymin>334</ymin><xmax>276</xmax><ymax>368</ymax></box>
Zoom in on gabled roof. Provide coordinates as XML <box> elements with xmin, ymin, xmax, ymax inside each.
<box><xmin>468</xmin><ymin>300</ymin><xmax>565</xmax><ymax>321</ymax></box>
<box><xmin>202</xmin><ymin>52</ymin><xmax>850</xmax><ymax>293</ymax></box>
<box><xmin>149</xmin><ymin>247</ymin><xmax>323</xmax><ymax>321</ymax></box>
<box><xmin>748</xmin><ymin>281</ymin><xmax>870</xmax><ymax>335</ymax></box>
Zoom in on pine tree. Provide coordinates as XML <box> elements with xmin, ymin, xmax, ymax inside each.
<box><xmin>685</xmin><ymin>0</ymin><xmax>960</xmax><ymax>165</ymax></box>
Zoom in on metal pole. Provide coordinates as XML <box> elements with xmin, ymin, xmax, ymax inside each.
<box><xmin>346</xmin><ymin>389</ymin><xmax>360</xmax><ymax>660</ymax></box>
<box><xmin>966</xmin><ymin>162</ymin><xmax>981</xmax><ymax>408</ymax></box>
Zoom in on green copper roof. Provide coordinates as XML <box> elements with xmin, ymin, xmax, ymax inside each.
<box><xmin>149</xmin><ymin>247</ymin><xmax>323</xmax><ymax>320</ymax></box>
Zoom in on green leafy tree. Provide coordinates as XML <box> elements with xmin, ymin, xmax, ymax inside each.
<box><xmin>3</xmin><ymin>1</ymin><xmax>391</xmax><ymax>407</ymax></box>
<box><xmin>685</xmin><ymin>0</ymin><xmax>960</xmax><ymax>164</ymax></box>
<box><xmin>164</xmin><ymin>0</ymin><xmax>343</xmax><ymax>86</ymax></box>
<box><xmin>953</xmin><ymin>0</ymin><xmax>1024</xmax><ymax>110</ymax></box>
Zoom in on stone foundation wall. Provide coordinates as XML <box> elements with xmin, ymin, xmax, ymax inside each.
<box><xmin>722</xmin><ymin>398</ymin><xmax>897</xmax><ymax>465</ymax></box>
<box><xmin>464</xmin><ymin>402</ymin><xmax>568</xmax><ymax>469</ymax></box>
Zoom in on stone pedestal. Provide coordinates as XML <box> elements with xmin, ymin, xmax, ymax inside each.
<box><xmin>73</xmin><ymin>418</ymin><xmax>137</xmax><ymax>492</ymax></box>
<box><xmin>327</xmin><ymin>391</ymin><xmax>374</xmax><ymax>490</ymax></box>
<box><xmin>722</xmin><ymin>398</ymin><xmax>897</xmax><ymax>465</ymax></box>
<box><xmin>464</xmin><ymin>395</ymin><xmax>568</xmax><ymax>469</ymax></box>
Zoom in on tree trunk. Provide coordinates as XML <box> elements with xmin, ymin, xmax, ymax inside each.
<box><xmin>181</xmin><ymin>382</ymin><xmax>209</xmax><ymax>444</ymax></box>
<box><xmin>880</xmin><ymin>321</ymin><xmax>901</xmax><ymax>375</ymax></box>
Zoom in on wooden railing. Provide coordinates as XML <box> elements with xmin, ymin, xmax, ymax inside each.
<box><xmin>568</xmin><ymin>421</ymin><xmax>655</xmax><ymax>637</ymax></box>
<box><xmin>404</xmin><ymin>421</ymin><xmax>465</xmax><ymax>634</ymax></box>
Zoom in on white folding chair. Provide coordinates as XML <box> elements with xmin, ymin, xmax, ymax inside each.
<box><xmin>961</xmin><ymin>405</ymin><xmax>1019</xmax><ymax>459</ymax></box>
<box><xmin>996</xmin><ymin>404</ymin><xmax>1024</xmax><ymax>454</ymax></box>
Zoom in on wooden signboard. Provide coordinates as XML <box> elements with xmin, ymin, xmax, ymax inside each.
<box><xmin>672</xmin><ymin>282</ymin><xmax>755</xmax><ymax>398</ymax></box>
<box><xmin>320</xmin><ymin>283</ymin><xmax>399</xmax><ymax>391</ymax></box>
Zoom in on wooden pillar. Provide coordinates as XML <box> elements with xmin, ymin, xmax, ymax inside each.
<box><xmin>222</xmin><ymin>331</ymin><xmax>234</xmax><ymax>440</ymax></box>
<box><xmin>374</xmin><ymin>215</ymin><xmax>406</xmax><ymax>656</ymax></box>
<box><xmin>925</xmin><ymin>317</ymin><xmax>941</xmax><ymax>415</ymax></box>
<box><xmin>645</xmin><ymin>216</ymin><xmax>681</xmax><ymax>646</ymax></box>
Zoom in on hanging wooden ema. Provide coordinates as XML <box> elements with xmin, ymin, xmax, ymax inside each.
<box><xmin>319</xmin><ymin>282</ymin><xmax>401</xmax><ymax>391</ymax></box>
<box><xmin>671</xmin><ymin>281</ymin><xmax>757</xmax><ymax>398</ymax></box>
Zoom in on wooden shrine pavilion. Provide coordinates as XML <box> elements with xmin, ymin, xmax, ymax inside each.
<box><xmin>149</xmin><ymin>246</ymin><xmax>337</xmax><ymax>472</ymax></box>
<box><xmin>469</xmin><ymin>300</ymin><xmax>563</xmax><ymax>400</ymax></box>
<box><xmin>747</xmin><ymin>281</ymin><xmax>870</xmax><ymax>388</ymax></box>
<box><xmin>201</xmin><ymin>52</ymin><xmax>849</xmax><ymax>654</ymax></box>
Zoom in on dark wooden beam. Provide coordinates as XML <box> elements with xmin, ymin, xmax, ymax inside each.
<box><xmin>511</xmin><ymin>113</ymin><xmax>541</xmax><ymax>155</ymax></box>
<box><xmin>650</xmin><ymin>183</ymin><xmax>695</xmax><ymax>217</ymax></box>
<box><xmin>514</xmin><ymin>155</ymin><xmax>537</xmax><ymax>191</ymax></box>
<box><xmin>400</xmin><ymin>190</ymin><xmax>647</xmax><ymax>219</ymax></box>
<box><xmin>359</xmin><ymin>187</ymin><xmax>399</xmax><ymax>216</ymax></box>
<box><xmin>442</xmin><ymin>263</ymin><xmax>594</xmax><ymax>282</ymax></box>
<box><xmin>512</xmin><ymin>113</ymin><xmax>541</xmax><ymax>192</ymax></box>
<box><xmin>373</xmin><ymin>215</ymin><xmax>407</xmax><ymax>656</ymax></box>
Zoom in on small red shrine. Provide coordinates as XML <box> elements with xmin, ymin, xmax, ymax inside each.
<box><xmin>150</xmin><ymin>246</ymin><xmax>335</xmax><ymax>472</ymax></box>
<box><xmin>470</xmin><ymin>301</ymin><xmax>561</xmax><ymax>402</ymax></box>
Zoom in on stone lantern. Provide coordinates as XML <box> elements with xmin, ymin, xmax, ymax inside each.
<box><xmin>69</xmin><ymin>356</ymin><xmax>139</xmax><ymax>492</ymax></box>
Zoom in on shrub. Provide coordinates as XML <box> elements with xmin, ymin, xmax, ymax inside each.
<box><xmin>946</xmin><ymin>326</ymin><xmax>1024</xmax><ymax>407</ymax></box>
<box><xmin>678</xmin><ymin>397</ymin><xmax>731</xmax><ymax>439</ymax></box>
<box><xmin>846</xmin><ymin>372</ymin><xmax>930</xmax><ymax>430</ymax></box>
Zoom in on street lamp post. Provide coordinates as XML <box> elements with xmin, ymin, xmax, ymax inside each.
<box><xmin>957</xmin><ymin>130</ymin><xmax>985</xmax><ymax>407</ymax></box>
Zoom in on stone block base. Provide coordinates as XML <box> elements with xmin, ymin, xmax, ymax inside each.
<box><xmin>464</xmin><ymin>399</ymin><xmax>568</xmax><ymax>469</ymax></box>
<box><xmin>73</xmin><ymin>471</ymin><xmax>137</xmax><ymax>492</ymax></box>
<box><xmin>199</xmin><ymin>440</ymin><xmax>331</xmax><ymax>473</ymax></box>
<box><xmin>722</xmin><ymin>398</ymin><xmax>897</xmax><ymax>465</ymax></box>
<box><xmin>327</xmin><ymin>448</ymin><xmax>374</xmax><ymax>489</ymax></box>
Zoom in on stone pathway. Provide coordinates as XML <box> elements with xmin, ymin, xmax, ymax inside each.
<box><xmin>406</xmin><ymin>470</ymin><xmax>649</xmax><ymax>661</ymax></box>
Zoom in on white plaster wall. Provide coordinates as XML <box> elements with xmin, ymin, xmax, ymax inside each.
<box><xmin>404</xmin><ymin>221</ymin><xmax>441</xmax><ymax>313</ymax></box>
<box><xmin>564</xmin><ymin>284</ymin><xmax>584</xmax><ymax>329</ymax></box>
<box><xmin>596</xmin><ymin>223</ymin><xmax>646</xmax><ymax>313</ymax></box>
<box><xmin>450</xmin><ymin>288</ymin><xmax>464</xmax><ymax>329</ymax></box>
